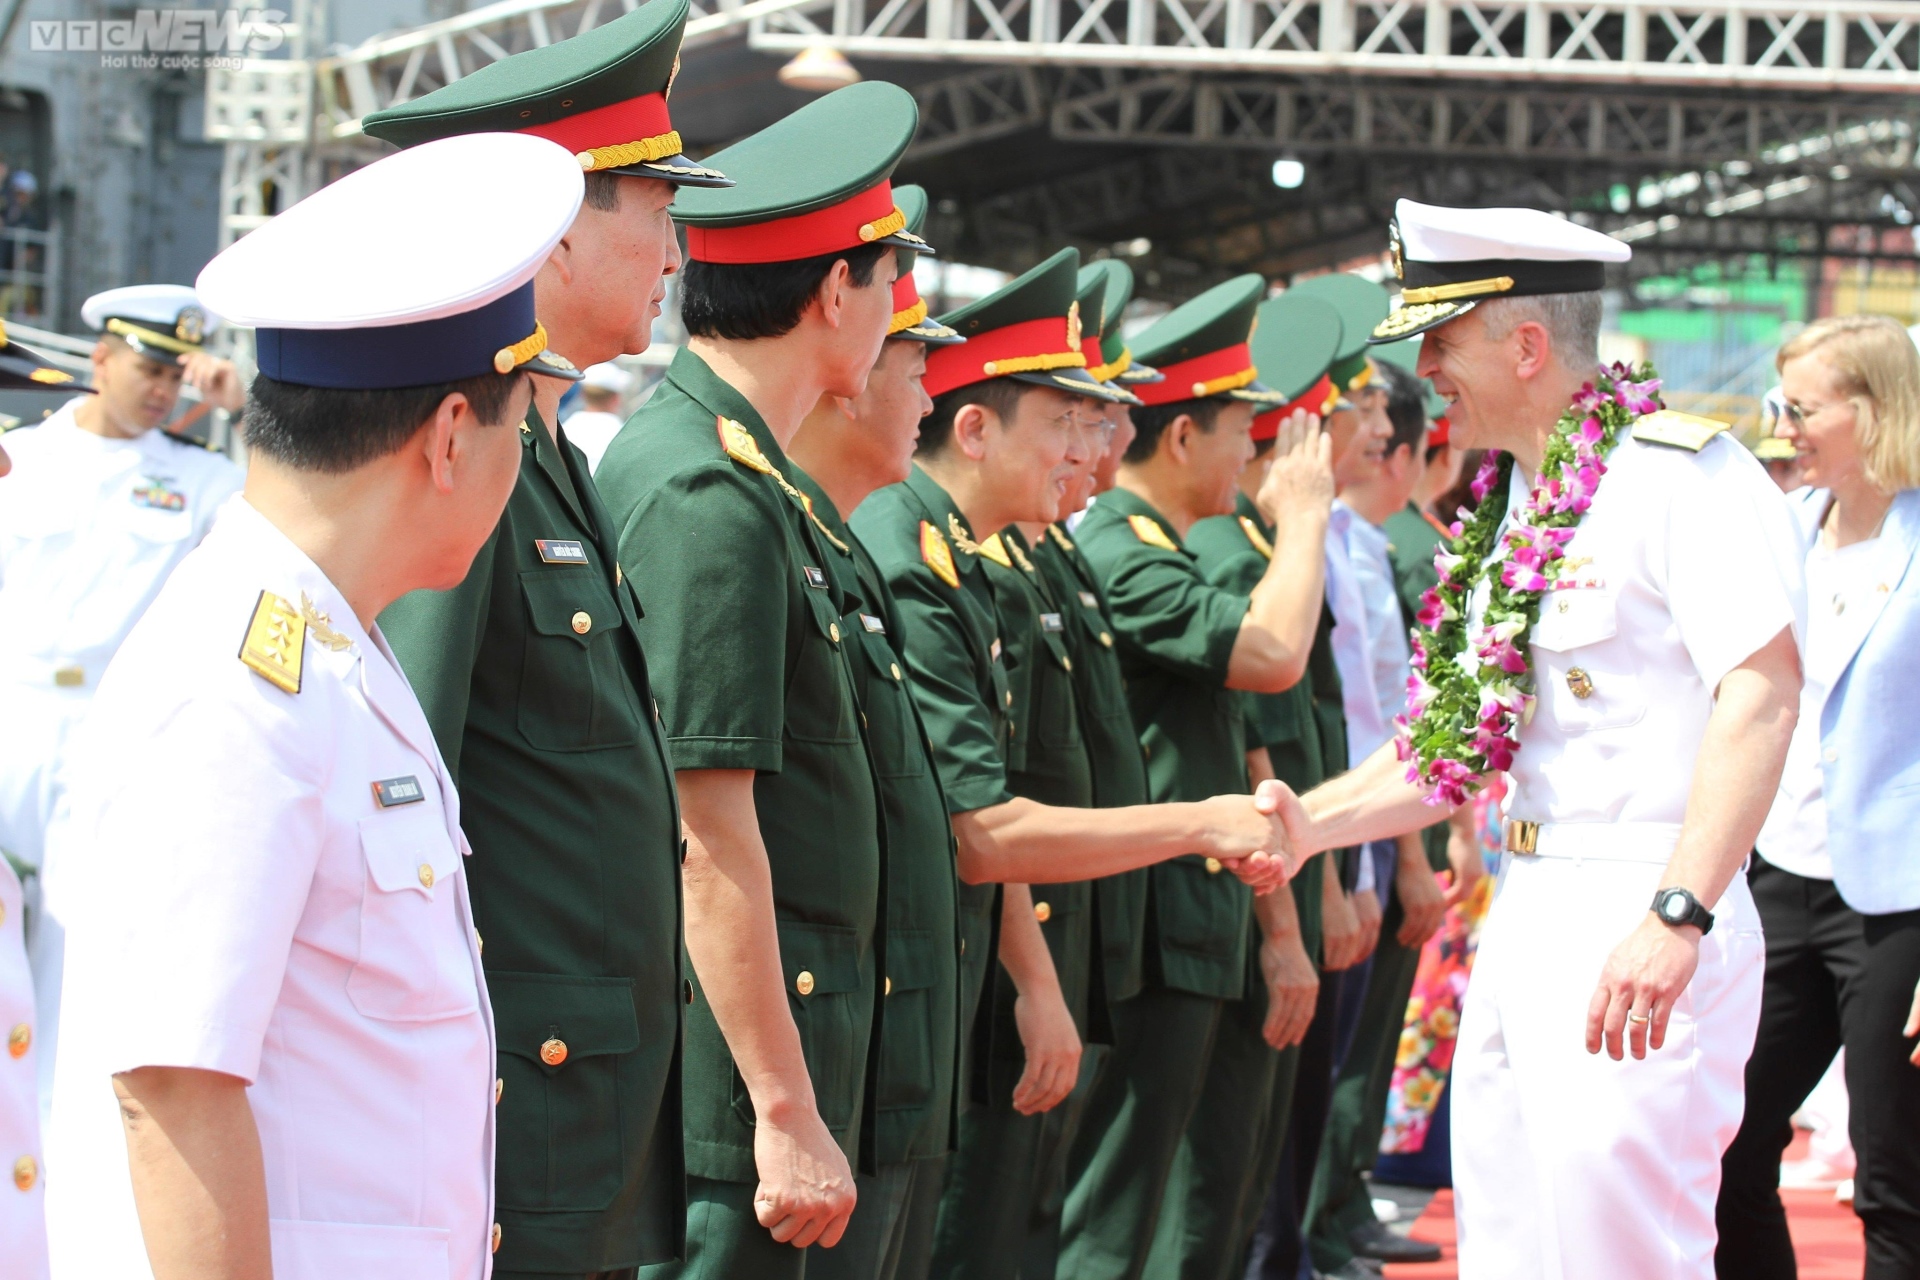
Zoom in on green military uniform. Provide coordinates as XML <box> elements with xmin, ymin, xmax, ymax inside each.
<box><xmin>1149</xmin><ymin>288</ymin><xmax>1348</xmax><ymax>1280</ymax></box>
<box><xmin>363</xmin><ymin>5</ymin><xmax>724</xmax><ymax>1272</ymax></box>
<box><xmin>800</xmin><ymin>183</ymin><xmax>969</xmax><ymax>1280</ymax></box>
<box><xmin>600</xmin><ymin>348</ymin><xmax>885</xmax><ymax>1278</ymax></box>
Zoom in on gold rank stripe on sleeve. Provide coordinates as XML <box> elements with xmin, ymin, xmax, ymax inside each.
<box><xmin>1632</xmin><ymin>409</ymin><xmax>1730</xmax><ymax>452</ymax></box>
<box><xmin>977</xmin><ymin>532</ymin><xmax>1014</xmax><ymax>569</ymax></box>
<box><xmin>920</xmin><ymin>520</ymin><xmax>960</xmax><ymax>588</ymax></box>
<box><xmin>1047</xmin><ymin>523</ymin><xmax>1075</xmax><ymax>553</ymax></box>
<box><xmin>1128</xmin><ymin>514</ymin><xmax>1180</xmax><ymax>552</ymax></box>
<box><xmin>239</xmin><ymin>590</ymin><xmax>306</xmax><ymax>694</ymax></box>
<box><xmin>1237</xmin><ymin>515</ymin><xmax>1275</xmax><ymax>560</ymax></box>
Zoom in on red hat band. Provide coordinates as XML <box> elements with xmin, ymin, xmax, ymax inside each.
<box><xmin>686</xmin><ymin>181</ymin><xmax>901</xmax><ymax>265</ymax></box>
<box><xmin>1251</xmin><ymin>372</ymin><xmax>1336</xmax><ymax>440</ymax></box>
<box><xmin>519</xmin><ymin>93</ymin><xmax>679</xmax><ymax>173</ymax></box>
<box><xmin>1133</xmin><ymin>342</ymin><xmax>1257</xmax><ymax>407</ymax></box>
<box><xmin>890</xmin><ymin>270</ymin><xmax>927</xmax><ymax>335</ymax></box>
<box><xmin>924</xmin><ymin>314</ymin><xmax>1085</xmax><ymax>398</ymax></box>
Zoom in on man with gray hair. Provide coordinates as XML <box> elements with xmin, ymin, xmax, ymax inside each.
<box><xmin>1274</xmin><ymin>199</ymin><xmax>1806</xmax><ymax>1279</ymax></box>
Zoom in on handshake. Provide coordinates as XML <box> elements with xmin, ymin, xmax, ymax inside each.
<box><xmin>1199</xmin><ymin>780</ymin><xmax>1312</xmax><ymax>895</ymax></box>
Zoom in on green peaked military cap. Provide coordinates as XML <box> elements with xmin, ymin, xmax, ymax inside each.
<box><xmin>360</xmin><ymin>0</ymin><xmax>730</xmax><ymax>187</ymax></box>
<box><xmin>1251</xmin><ymin>292</ymin><xmax>1343</xmax><ymax>404</ymax></box>
<box><xmin>1130</xmin><ymin>272</ymin><xmax>1284</xmax><ymax>407</ymax></box>
<box><xmin>923</xmin><ymin>247</ymin><xmax>1131</xmax><ymax>404</ymax></box>
<box><xmin>1073</xmin><ymin>266</ymin><xmax>1141</xmax><ymax>405</ymax></box>
<box><xmin>1371</xmin><ymin>336</ymin><xmax>1450</xmax><ymax>418</ymax></box>
<box><xmin>888</xmin><ymin>185</ymin><xmax>962</xmax><ymax>345</ymax></box>
<box><xmin>672</xmin><ymin>82</ymin><xmax>930</xmax><ymax>261</ymax></box>
<box><xmin>1079</xmin><ymin>258</ymin><xmax>1161</xmax><ymax>386</ymax></box>
<box><xmin>1285</xmin><ymin>272</ymin><xmax>1389</xmax><ymax>392</ymax></box>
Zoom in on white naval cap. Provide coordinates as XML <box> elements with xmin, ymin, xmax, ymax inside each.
<box><xmin>1374</xmin><ymin>199</ymin><xmax>1631</xmax><ymax>343</ymax></box>
<box><xmin>581</xmin><ymin>361</ymin><xmax>633</xmax><ymax>393</ymax></box>
<box><xmin>82</xmin><ymin>283</ymin><xmax>221</xmax><ymax>356</ymax></box>
<box><xmin>196</xmin><ymin>132</ymin><xmax>586</xmax><ymax>389</ymax></box>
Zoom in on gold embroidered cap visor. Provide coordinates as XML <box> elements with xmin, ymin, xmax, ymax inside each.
<box><xmin>0</xmin><ymin>320</ymin><xmax>86</xmax><ymax>392</ymax></box>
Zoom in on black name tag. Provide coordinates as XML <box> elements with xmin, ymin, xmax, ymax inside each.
<box><xmin>535</xmin><ymin>539</ymin><xmax>588</xmax><ymax>565</ymax></box>
<box><xmin>804</xmin><ymin>566</ymin><xmax>829</xmax><ymax>589</ymax></box>
<box><xmin>1040</xmin><ymin>612</ymin><xmax>1064</xmax><ymax>632</ymax></box>
<box><xmin>860</xmin><ymin>613</ymin><xmax>886</xmax><ymax>634</ymax></box>
<box><xmin>372</xmin><ymin>776</ymin><xmax>425</xmax><ymax>808</ymax></box>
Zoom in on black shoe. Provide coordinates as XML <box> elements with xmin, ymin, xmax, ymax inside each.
<box><xmin>1313</xmin><ymin>1260</ymin><xmax>1384</xmax><ymax>1280</ymax></box>
<box><xmin>1348</xmin><ymin>1217</ymin><xmax>1442</xmax><ymax>1264</ymax></box>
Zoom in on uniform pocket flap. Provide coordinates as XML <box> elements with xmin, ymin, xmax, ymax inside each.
<box><xmin>520</xmin><ymin>571</ymin><xmax>623</xmax><ymax>643</ymax></box>
<box><xmin>490</xmin><ymin>972</ymin><xmax>640</xmax><ymax>1063</ymax></box>
<box><xmin>357</xmin><ymin>807</ymin><xmax>458</xmax><ymax>898</ymax></box>
<box><xmin>777</xmin><ymin>921</ymin><xmax>863</xmax><ymax>995</ymax></box>
<box><xmin>882</xmin><ymin>929</ymin><xmax>940</xmax><ymax>991</ymax></box>
<box><xmin>1529</xmin><ymin>590</ymin><xmax>1619</xmax><ymax>652</ymax></box>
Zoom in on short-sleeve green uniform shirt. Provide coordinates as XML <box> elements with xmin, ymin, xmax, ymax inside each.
<box><xmin>1073</xmin><ymin>487</ymin><xmax>1254</xmax><ymax>1001</ymax></box>
<box><xmin>594</xmin><ymin>348</ymin><xmax>884</xmax><ymax>1183</ymax></box>
<box><xmin>379</xmin><ymin>408</ymin><xmax>686</xmax><ymax>1272</ymax></box>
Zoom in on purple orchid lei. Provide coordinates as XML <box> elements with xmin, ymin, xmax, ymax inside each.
<box><xmin>1393</xmin><ymin>361</ymin><xmax>1663</xmax><ymax>806</ymax></box>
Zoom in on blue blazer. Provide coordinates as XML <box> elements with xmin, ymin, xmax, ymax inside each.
<box><xmin>1801</xmin><ymin>487</ymin><xmax>1920</xmax><ymax>915</ymax></box>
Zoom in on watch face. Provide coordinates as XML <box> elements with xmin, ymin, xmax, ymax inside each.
<box><xmin>1659</xmin><ymin>892</ymin><xmax>1686</xmax><ymax>922</ymax></box>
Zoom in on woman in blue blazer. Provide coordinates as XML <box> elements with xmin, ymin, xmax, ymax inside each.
<box><xmin>1716</xmin><ymin>314</ymin><xmax>1920</xmax><ymax>1280</ymax></box>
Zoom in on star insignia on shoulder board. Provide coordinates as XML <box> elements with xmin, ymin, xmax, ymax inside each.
<box><xmin>239</xmin><ymin>591</ymin><xmax>306</xmax><ymax>694</ymax></box>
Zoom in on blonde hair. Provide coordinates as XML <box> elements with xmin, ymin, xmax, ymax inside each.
<box><xmin>1776</xmin><ymin>313</ymin><xmax>1920</xmax><ymax>491</ymax></box>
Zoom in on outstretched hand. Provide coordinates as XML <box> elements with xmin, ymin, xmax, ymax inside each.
<box><xmin>1214</xmin><ymin>781</ymin><xmax>1314</xmax><ymax>894</ymax></box>
<box><xmin>1254</xmin><ymin>410</ymin><xmax>1334</xmax><ymax>526</ymax></box>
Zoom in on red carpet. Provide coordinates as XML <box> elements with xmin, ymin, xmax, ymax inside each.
<box><xmin>1382</xmin><ymin>1165</ymin><xmax>1865</xmax><ymax>1279</ymax></box>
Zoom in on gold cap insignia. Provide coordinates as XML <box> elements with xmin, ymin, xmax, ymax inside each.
<box><xmin>175</xmin><ymin>306</ymin><xmax>207</xmax><ymax>346</ymax></box>
<box><xmin>1237</xmin><ymin>515</ymin><xmax>1274</xmax><ymax>560</ymax></box>
<box><xmin>1065</xmin><ymin>300</ymin><xmax>1082</xmax><ymax>353</ymax></box>
<box><xmin>1128</xmin><ymin>514</ymin><xmax>1179</xmax><ymax>552</ymax></box>
<box><xmin>920</xmin><ymin>520</ymin><xmax>959</xmax><ymax>588</ymax></box>
<box><xmin>240</xmin><ymin>590</ymin><xmax>305</xmax><ymax>694</ymax></box>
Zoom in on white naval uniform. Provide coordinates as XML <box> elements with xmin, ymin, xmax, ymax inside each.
<box><xmin>1451</xmin><ymin>425</ymin><xmax>1805</xmax><ymax>1280</ymax></box>
<box><xmin>44</xmin><ymin>498</ymin><xmax>497</xmax><ymax>1280</ymax></box>
<box><xmin>0</xmin><ymin>860</ymin><xmax>46</xmax><ymax>1280</ymax></box>
<box><xmin>0</xmin><ymin>399</ymin><xmax>242</xmax><ymax>1115</ymax></box>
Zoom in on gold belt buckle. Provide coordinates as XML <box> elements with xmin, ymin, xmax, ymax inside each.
<box><xmin>1504</xmin><ymin>819</ymin><xmax>1539</xmax><ymax>855</ymax></box>
<box><xmin>52</xmin><ymin>665</ymin><xmax>84</xmax><ymax>688</ymax></box>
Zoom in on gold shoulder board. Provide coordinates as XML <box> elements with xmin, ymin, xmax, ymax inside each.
<box><xmin>1633</xmin><ymin>410</ymin><xmax>1729</xmax><ymax>453</ymax></box>
<box><xmin>977</xmin><ymin>532</ymin><xmax>1014</xmax><ymax>569</ymax></box>
<box><xmin>163</xmin><ymin>429</ymin><xmax>219</xmax><ymax>452</ymax></box>
<box><xmin>1128</xmin><ymin>514</ymin><xmax>1179</xmax><ymax>552</ymax></box>
<box><xmin>1047</xmin><ymin>523</ymin><xmax>1075</xmax><ymax>553</ymax></box>
<box><xmin>239</xmin><ymin>590</ymin><xmax>305</xmax><ymax>694</ymax></box>
<box><xmin>717</xmin><ymin>416</ymin><xmax>775</xmax><ymax>474</ymax></box>
<box><xmin>921</xmin><ymin>521</ymin><xmax>960</xmax><ymax>588</ymax></box>
<box><xmin>1237</xmin><ymin>515</ymin><xmax>1275</xmax><ymax>560</ymax></box>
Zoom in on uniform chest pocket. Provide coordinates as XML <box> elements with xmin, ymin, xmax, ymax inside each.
<box><xmin>855</xmin><ymin>625</ymin><xmax>926</xmax><ymax>779</ymax></box>
<box><xmin>517</xmin><ymin>570</ymin><xmax>646</xmax><ymax>752</ymax></box>
<box><xmin>118</xmin><ymin>479</ymin><xmax>196</xmax><ymax>543</ymax></box>
<box><xmin>784</xmin><ymin>584</ymin><xmax>861</xmax><ymax>746</ymax></box>
<box><xmin>1528</xmin><ymin>591</ymin><xmax>1645</xmax><ymax>733</ymax></box>
<box><xmin>348</xmin><ymin>807</ymin><xmax>479</xmax><ymax>1023</ymax></box>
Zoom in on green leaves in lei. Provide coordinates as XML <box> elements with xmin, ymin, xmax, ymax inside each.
<box><xmin>1395</xmin><ymin>361</ymin><xmax>1664</xmax><ymax>805</ymax></box>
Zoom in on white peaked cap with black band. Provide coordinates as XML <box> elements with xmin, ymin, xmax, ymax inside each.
<box><xmin>1373</xmin><ymin>199</ymin><xmax>1631</xmax><ymax>343</ymax></box>
<box><xmin>82</xmin><ymin>284</ymin><xmax>223</xmax><ymax>357</ymax></box>
<box><xmin>196</xmin><ymin>132</ymin><xmax>586</xmax><ymax>388</ymax></box>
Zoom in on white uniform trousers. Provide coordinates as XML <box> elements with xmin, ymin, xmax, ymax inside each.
<box><xmin>0</xmin><ymin>860</ymin><xmax>48</xmax><ymax>1280</ymax></box>
<box><xmin>1452</xmin><ymin>850</ymin><xmax>1763</xmax><ymax>1280</ymax></box>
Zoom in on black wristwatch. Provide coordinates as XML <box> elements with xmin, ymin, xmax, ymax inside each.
<box><xmin>1650</xmin><ymin>887</ymin><xmax>1714</xmax><ymax>935</ymax></box>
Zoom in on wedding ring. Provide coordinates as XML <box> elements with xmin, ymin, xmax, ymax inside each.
<box><xmin>1627</xmin><ymin>1012</ymin><xmax>1650</xmax><ymax>1024</ymax></box>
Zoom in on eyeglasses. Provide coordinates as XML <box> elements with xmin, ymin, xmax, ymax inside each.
<box><xmin>1782</xmin><ymin>398</ymin><xmax>1852</xmax><ymax>426</ymax></box>
<box><xmin>1041</xmin><ymin>406</ymin><xmax>1118</xmax><ymax>444</ymax></box>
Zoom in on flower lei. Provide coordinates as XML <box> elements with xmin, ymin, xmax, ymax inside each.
<box><xmin>1394</xmin><ymin>361</ymin><xmax>1663</xmax><ymax>806</ymax></box>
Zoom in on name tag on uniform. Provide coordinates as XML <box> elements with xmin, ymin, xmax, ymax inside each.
<box><xmin>860</xmin><ymin>613</ymin><xmax>886</xmax><ymax>633</ymax></box>
<box><xmin>371</xmin><ymin>775</ymin><xmax>425</xmax><ymax>808</ymax></box>
<box><xmin>1040</xmin><ymin>612</ymin><xmax>1064</xmax><ymax>632</ymax></box>
<box><xmin>1078</xmin><ymin>591</ymin><xmax>1099</xmax><ymax>608</ymax></box>
<box><xmin>804</xmin><ymin>566</ymin><xmax>829</xmax><ymax>589</ymax></box>
<box><xmin>535</xmin><ymin>539</ymin><xmax>588</xmax><ymax>565</ymax></box>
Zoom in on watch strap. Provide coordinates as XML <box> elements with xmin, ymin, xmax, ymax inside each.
<box><xmin>1651</xmin><ymin>887</ymin><xmax>1714</xmax><ymax>935</ymax></box>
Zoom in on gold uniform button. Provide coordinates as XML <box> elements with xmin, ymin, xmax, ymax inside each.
<box><xmin>7</xmin><ymin>1024</ymin><xmax>28</xmax><ymax>1059</ymax></box>
<box><xmin>1062</xmin><ymin>656</ymin><xmax>1073</xmax><ymax>672</ymax></box>
<box><xmin>885</xmin><ymin>976</ymin><xmax>893</xmax><ymax>995</ymax></box>
<box><xmin>1033</xmin><ymin>901</ymin><xmax>1052</xmax><ymax>922</ymax></box>
<box><xmin>1565</xmin><ymin>667</ymin><xmax>1595</xmax><ymax>699</ymax></box>
<box><xmin>540</xmin><ymin>1038</ymin><xmax>568</xmax><ymax>1066</ymax></box>
<box><xmin>1204</xmin><ymin>857</ymin><xmax>1223</xmax><ymax>875</ymax></box>
<box><xmin>13</xmin><ymin>1155</ymin><xmax>35</xmax><ymax>1191</ymax></box>
<box><xmin>417</xmin><ymin>863</ymin><xmax>436</xmax><ymax>889</ymax></box>
<box><xmin>829</xmin><ymin>622</ymin><xmax>842</xmax><ymax>643</ymax></box>
<box><xmin>1099</xmin><ymin>632</ymin><xmax>1113</xmax><ymax>647</ymax></box>
<box><xmin>796</xmin><ymin>971</ymin><xmax>816</xmax><ymax>996</ymax></box>
<box><xmin>494</xmin><ymin>1077</ymin><xmax>504</xmax><ymax>1104</ymax></box>
<box><xmin>684</xmin><ymin>979</ymin><xmax>695</xmax><ymax>1006</ymax></box>
<box><xmin>571</xmin><ymin>610</ymin><xmax>592</xmax><ymax>634</ymax></box>
<box><xmin>959</xmin><ymin>938</ymin><xmax>966</xmax><ymax>957</ymax></box>
<box><xmin>491</xmin><ymin>1223</ymin><xmax>502</xmax><ymax>1253</ymax></box>
<box><xmin>890</xmin><ymin>663</ymin><xmax>902</xmax><ymax>681</ymax></box>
